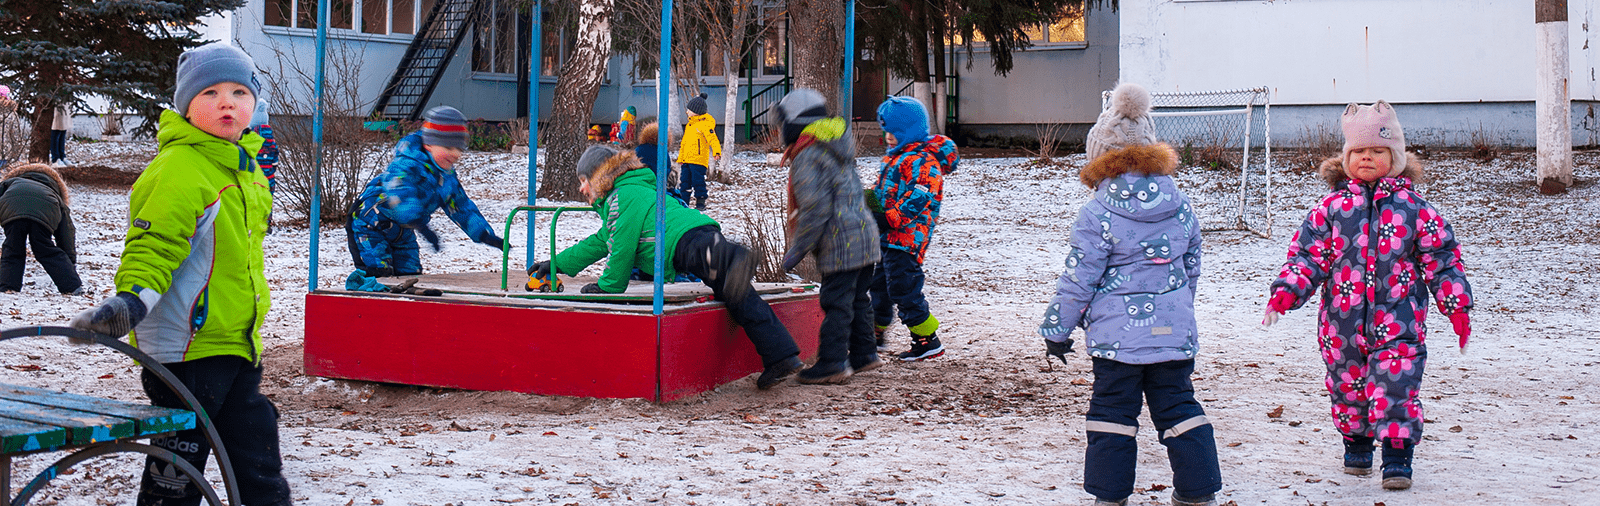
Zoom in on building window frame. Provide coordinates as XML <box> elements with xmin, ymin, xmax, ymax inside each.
<box><xmin>265</xmin><ymin>0</ymin><xmax>426</xmax><ymax>36</ymax></box>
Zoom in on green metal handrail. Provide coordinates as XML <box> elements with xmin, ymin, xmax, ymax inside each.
<box><xmin>741</xmin><ymin>76</ymin><xmax>791</xmax><ymax>142</ymax></box>
<box><xmin>499</xmin><ymin>205</ymin><xmax>593</xmax><ymax>291</ymax></box>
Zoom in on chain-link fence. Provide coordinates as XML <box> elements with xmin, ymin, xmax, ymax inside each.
<box><xmin>1102</xmin><ymin>87</ymin><xmax>1273</xmax><ymax>237</ymax></box>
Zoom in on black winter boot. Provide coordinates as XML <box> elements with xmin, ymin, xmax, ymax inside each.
<box><xmin>897</xmin><ymin>332</ymin><xmax>944</xmax><ymax>361</ymax></box>
<box><xmin>1343</xmin><ymin>434</ymin><xmax>1375</xmax><ymax>476</ymax></box>
<box><xmin>874</xmin><ymin>325</ymin><xmax>890</xmax><ymax>351</ymax></box>
<box><xmin>695</xmin><ymin>197</ymin><xmax>707</xmax><ymax>211</ymax></box>
<box><xmin>756</xmin><ymin>356</ymin><xmax>803</xmax><ymax>390</ymax></box>
<box><xmin>1381</xmin><ymin>443</ymin><xmax>1414</xmax><ymax>490</ymax></box>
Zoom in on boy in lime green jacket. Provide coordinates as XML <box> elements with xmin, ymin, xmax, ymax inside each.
<box><xmin>71</xmin><ymin>43</ymin><xmax>292</xmax><ymax>506</ymax></box>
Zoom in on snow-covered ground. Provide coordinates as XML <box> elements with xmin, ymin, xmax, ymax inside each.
<box><xmin>2</xmin><ymin>139</ymin><xmax>1597</xmax><ymax>505</ymax></box>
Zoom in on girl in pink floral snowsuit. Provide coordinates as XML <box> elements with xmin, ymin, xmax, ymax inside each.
<box><xmin>1266</xmin><ymin>101</ymin><xmax>1473</xmax><ymax>492</ymax></box>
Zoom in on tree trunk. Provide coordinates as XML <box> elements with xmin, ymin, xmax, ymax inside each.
<box><xmin>906</xmin><ymin>0</ymin><xmax>934</xmax><ymax>127</ymax></box>
<box><xmin>790</xmin><ymin>0</ymin><xmax>846</xmax><ymax>114</ymax></box>
<box><xmin>721</xmin><ymin>52</ymin><xmax>740</xmax><ymax>160</ymax></box>
<box><xmin>27</xmin><ymin>99</ymin><xmax>54</xmax><ymax>163</ymax></box>
<box><xmin>932</xmin><ymin>2</ymin><xmax>948</xmax><ymax>136</ymax></box>
<box><xmin>721</xmin><ymin>6</ymin><xmax>751</xmax><ymax>158</ymax></box>
<box><xmin>1535</xmin><ymin>0</ymin><xmax>1572</xmax><ymax>194</ymax></box>
<box><xmin>542</xmin><ymin>0</ymin><xmax>615</xmax><ymax>201</ymax></box>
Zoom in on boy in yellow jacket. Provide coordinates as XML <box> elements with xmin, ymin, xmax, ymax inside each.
<box><xmin>678</xmin><ymin>93</ymin><xmax>720</xmax><ymax>210</ymax></box>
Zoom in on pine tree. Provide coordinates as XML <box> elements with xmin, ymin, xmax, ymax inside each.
<box><xmin>0</xmin><ymin>0</ymin><xmax>243</xmax><ymax>162</ymax></box>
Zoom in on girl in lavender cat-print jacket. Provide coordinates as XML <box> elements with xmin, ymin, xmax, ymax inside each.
<box><xmin>1039</xmin><ymin>143</ymin><xmax>1203</xmax><ymax>364</ymax></box>
<box><xmin>1036</xmin><ymin>83</ymin><xmax>1220</xmax><ymax>506</ymax></box>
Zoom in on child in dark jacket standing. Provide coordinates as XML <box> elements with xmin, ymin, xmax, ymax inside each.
<box><xmin>1265</xmin><ymin>100</ymin><xmax>1473</xmax><ymax>491</ymax></box>
<box><xmin>1040</xmin><ymin>83</ymin><xmax>1220</xmax><ymax>506</ymax></box>
<box><xmin>346</xmin><ymin>105</ymin><xmax>504</xmax><ymax>278</ymax></box>
<box><xmin>871</xmin><ymin>96</ymin><xmax>957</xmax><ymax>361</ymax></box>
<box><xmin>531</xmin><ymin>145</ymin><xmax>804</xmax><ymax>389</ymax></box>
<box><xmin>775</xmin><ymin>89</ymin><xmax>883</xmax><ymax>384</ymax></box>
<box><xmin>69</xmin><ymin>42</ymin><xmax>293</xmax><ymax>506</ymax></box>
<box><xmin>0</xmin><ymin>163</ymin><xmax>80</xmax><ymax>295</ymax></box>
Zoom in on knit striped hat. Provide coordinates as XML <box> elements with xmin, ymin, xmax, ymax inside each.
<box><xmin>421</xmin><ymin>106</ymin><xmax>469</xmax><ymax>149</ymax></box>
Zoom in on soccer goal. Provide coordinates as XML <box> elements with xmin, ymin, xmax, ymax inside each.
<box><xmin>1101</xmin><ymin>87</ymin><xmax>1274</xmax><ymax>238</ymax></box>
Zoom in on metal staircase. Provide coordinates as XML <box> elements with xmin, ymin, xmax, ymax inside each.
<box><xmin>372</xmin><ymin>0</ymin><xmax>480</xmax><ymax>121</ymax></box>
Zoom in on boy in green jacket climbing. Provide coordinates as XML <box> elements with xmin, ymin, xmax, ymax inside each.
<box><xmin>70</xmin><ymin>42</ymin><xmax>292</xmax><ymax>506</ymax></box>
<box><xmin>529</xmin><ymin>145</ymin><xmax>805</xmax><ymax>389</ymax></box>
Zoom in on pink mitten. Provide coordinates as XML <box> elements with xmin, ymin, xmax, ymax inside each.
<box><xmin>1267</xmin><ymin>291</ymin><xmax>1296</xmax><ymax>314</ymax></box>
<box><xmin>1450</xmin><ymin>312</ymin><xmax>1471</xmax><ymax>353</ymax></box>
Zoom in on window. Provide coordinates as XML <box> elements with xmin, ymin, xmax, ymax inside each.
<box><xmin>948</xmin><ymin>7</ymin><xmax>1086</xmax><ymax>46</ymax></box>
<box><xmin>471</xmin><ymin>0</ymin><xmax>526</xmax><ymax>74</ymax></box>
<box><xmin>330</xmin><ymin>0</ymin><xmax>354</xmax><ymax>29</ymax></box>
<box><xmin>760</xmin><ymin>18</ymin><xmax>787</xmax><ymax>76</ymax></box>
<box><xmin>361</xmin><ymin>0</ymin><xmax>387</xmax><ymax>34</ymax></box>
<box><xmin>540</xmin><ymin>27</ymin><xmax>563</xmax><ymax>76</ymax></box>
<box><xmin>265</xmin><ymin>0</ymin><xmax>424</xmax><ymax>35</ymax></box>
<box><xmin>392</xmin><ymin>0</ymin><xmax>414</xmax><ymax>34</ymax></box>
<box><xmin>538</xmin><ymin>16</ymin><xmax>576</xmax><ymax>77</ymax></box>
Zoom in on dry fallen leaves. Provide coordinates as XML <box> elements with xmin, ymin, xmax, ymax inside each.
<box><xmin>1267</xmin><ymin>405</ymin><xmax>1285</xmax><ymax>418</ymax></box>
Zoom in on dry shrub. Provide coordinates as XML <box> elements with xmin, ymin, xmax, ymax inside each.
<box><xmin>1030</xmin><ymin>123</ymin><xmax>1067</xmax><ymax>163</ymax></box>
<box><xmin>506</xmin><ymin>117</ymin><xmax>530</xmax><ymax>147</ymax></box>
<box><xmin>1467</xmin><ymin>123</ymin><xmax>1500</xmax><ymax>162</ymax></box>
<box><xmin>1177</xmin><ymin>123</ymin><xmax>1238</xmax><ymax>171</ymax></box>
<box><xmin>259</xmin><ymin>41</ymin><xmax>390</xmax><ymax>227</ymax></box>
<box><xmin>728</xmin><ymin>202</ymin><xmax>799</xmax><ymax>283</ymax></box>
<box><xmin>1293</xmin><ymin>122</ymin><xmax>1342</xmax><ymax>171</ymax></box>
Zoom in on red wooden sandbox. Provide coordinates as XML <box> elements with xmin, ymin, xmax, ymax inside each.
<box><xmin>303</xmin><ymin>272</ymin><xmax>822</xmax><ymax>402</ymax></box>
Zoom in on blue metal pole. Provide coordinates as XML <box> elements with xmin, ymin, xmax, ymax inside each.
<box><xmin>653</xmin><ymin>0</ymin><xmax>672</xmax><ymax>315</ymax></box>
<box><xmin>527</xmin><ymin>2</ymin><xmax>541</xmax><ymax>269</ymax></box>
<box><xmin>841</xmin><ymin>0</ymin><xmax>855</xmax><ymax>123</ymax></box>
<box><xmin>309</xmin><ymin>0</ymin><xmax>329</xmax><ymax>292</ymax></box>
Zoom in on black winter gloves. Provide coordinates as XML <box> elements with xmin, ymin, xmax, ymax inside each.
<box><xmin>69</xmin><ymin>291</ymin><xmax>149</xmax><ymax>338</ymax></box>
<box><xmin>363</xmin><ymin>266</ymin><xmax>396</xmax><ymax>278</ymax></box>
<box><xmin>414</xmin><ymin>224</ymin><xmax>442</xmax><ymax>252</ymax></box>
<box><xmin>527</xmin><ymin>261</ymin><xmax>552</xmax><ymax>279</ymax></box>
<box><xmin>1045</xmin><ymin>338</ymin><xmax>1075</xmax><ymax>365</ymax></box>
<box><xmin>479</xmin><ymin>232</ymin><xmax>505</xmax><ymax>250</ymax></box>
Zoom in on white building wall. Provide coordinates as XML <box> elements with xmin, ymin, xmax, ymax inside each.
<box><xmin>1119</xmin><ymin>0</ymin><xmax>1597</xmax><ymax>105</ymax></box>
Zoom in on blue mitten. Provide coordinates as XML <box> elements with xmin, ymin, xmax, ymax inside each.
<box><xmin>69</xmin><ymin>291</ymin><xmax>151</xmax><ymax>338</ymax></box>
<box><xmin>344</xmin><ymin>270</ymin><xmax>389</xmax><ymax>292</ymax></box>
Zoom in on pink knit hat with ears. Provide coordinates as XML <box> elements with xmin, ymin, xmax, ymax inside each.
<box><xmin>1340</xmin><ymin>100</ymin><xmax>1406</xmax><ymax>176</ymax></box>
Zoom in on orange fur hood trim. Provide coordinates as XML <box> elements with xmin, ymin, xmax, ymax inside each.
<box><xmin>1080</xmin><ymin>143</ymin><xmax>1179</xmax><ymax>188</ymax></box>
<box><xmin>2</xmin><ymin>163</ymin><xmax>69</xmax><ymax>206</ymax></box>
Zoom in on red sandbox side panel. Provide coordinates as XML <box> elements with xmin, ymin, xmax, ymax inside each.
<box><xmin>304</xmin><ymin>293</ymin><xmax>659</xmax><ymax>399</ymax></box>
<box><xmin>656</xmin><ymin>297</ymin><xmax>823</xmax><ymax>401</ymax></box>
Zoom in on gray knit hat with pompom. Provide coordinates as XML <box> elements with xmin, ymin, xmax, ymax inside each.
<box><xmin>1085</xmin><ymin>83</ymin><xmax>1159</xmax><ymax>161</ymax></box>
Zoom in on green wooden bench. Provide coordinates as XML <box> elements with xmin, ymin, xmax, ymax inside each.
<box><xmin>0</xmin><ymin>326</ymin><xmax>238</xmax><ymax>506</ymax></box>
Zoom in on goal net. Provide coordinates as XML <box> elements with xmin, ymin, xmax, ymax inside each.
<box><xmin>1100</xmin><ymin>87</ymin><xmax>1274</xmax><ymax>238</ymax></box>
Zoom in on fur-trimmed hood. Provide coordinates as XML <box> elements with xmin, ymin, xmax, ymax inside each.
<box><xmin>586</xmin><ymin>150</ymin><xmax>648</xmax><ymax>203</ymax></box>
<box><xmin>2</xmin><ymin>163</ymin><xmax>69</xmax><ymax>206</ymax></box>
<box><xmin>636</xmin><ymin>122</ymin><xmax>667</xmax><ymax>146</ymax></box>
<box><xmin>1318</xmin><ymin>154</ymin><xmax>1423</xmax><ymax>189</ymax></box>
<box><xmin>1080</xmin><ymin>143</ymin><xmax>1179</xmax><ymax>188</ymax></box>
